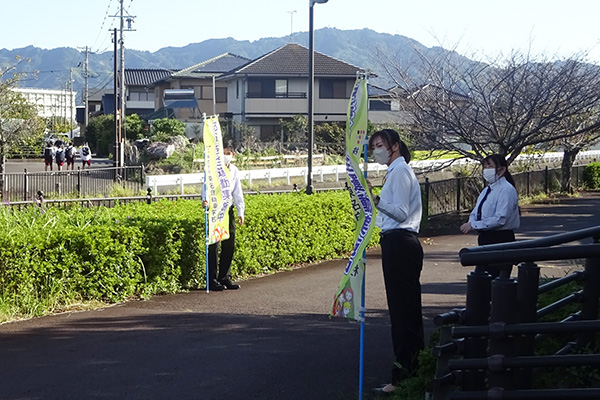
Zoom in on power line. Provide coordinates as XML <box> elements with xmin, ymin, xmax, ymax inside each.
<box><xmin>91</xmin><ymin>0</ymin><xmax>115</xmax><ymax>53</ymax></box>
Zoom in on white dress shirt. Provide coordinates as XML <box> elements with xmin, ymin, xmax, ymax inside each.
<box><xmin>202</xmin><ymin>162</ymin><xmax>245</xmax><ymax>218</ymax></box>
<box><xmin>375</xmin><ymin>156</ymin><xmax>422</xmax><ymax>233</ymax></box>
<box><xmin>227</xmin><ymin>163</ymin><xmax>245</xmax><ymax>218</ymax></box>
<box><xmin>469</xmin><ymin>176</ymin><xmax>519</xmax><ymax>231</ymax></box>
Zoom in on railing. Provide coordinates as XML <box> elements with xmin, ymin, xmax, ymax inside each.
<box><xmin>1</xmin><ymin>166</ymin><xmax>145</xmax><ymax>202</ymax></box>
<box><xmin>432</xmin><ymin>226</ymin><xmax>600</xmax><ymax>399</ymax></box>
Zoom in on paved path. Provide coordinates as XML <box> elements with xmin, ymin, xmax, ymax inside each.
<box><xmin>0</xmin><ymin>193</ymin><xmax>599</xmax><ymax>400</ymax></box>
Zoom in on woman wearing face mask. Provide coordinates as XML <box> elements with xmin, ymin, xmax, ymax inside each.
<box><xmin>460</xmin><ymin>154</ymin><xmax>520</xmax><ymax>278</ymax></box>
<box><xmin>369</xmin><ymin>129</ymin><xmax>424</xmax><ymax>396</ymax></box>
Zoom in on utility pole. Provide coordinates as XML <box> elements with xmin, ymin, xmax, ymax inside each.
<box><xmin>83</xmin><ymin>46</ymin><xmax>89</xmax><ymax>130</ymax></box>
<box><xmin>113</xmin><ymin>28</ymin><xmax>119</xmax><ymax>168</ymax></box>
<box><xmin>69</xmin><ymin>68</ymin><xmax>74</xmax><ymax>139</ymax></box>
<box><xmin>112</xmin><ymin>0</ymin><xmax>135</xmax><ymax>167</ymax></box>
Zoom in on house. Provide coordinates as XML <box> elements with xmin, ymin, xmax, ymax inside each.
<box><xmin>124</xmin><ymin>69</ymin><xmax>173</xmax><ymax>116</ymax></box>
<box><xmin>152</xmin><ymin>53</ymin><xmax>250</xmax><ymax>121</ymax></box>
<box><xmin>368</xmin><ymin>85</ymin><xmax>413</xmax><ymax>126</ymax></box>
<box><xmin>218</xmin><ymin>43</ymin><xmax>364</xmax><ymax>141</ymax></box>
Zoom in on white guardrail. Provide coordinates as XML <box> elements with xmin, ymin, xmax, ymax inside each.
<box><xmin>146</xmin><ymin>150</ymin><xmax>600</xmax><ymax>195</ymax></box>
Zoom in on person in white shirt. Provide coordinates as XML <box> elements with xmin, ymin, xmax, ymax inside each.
<box><xmin>369</xmin><ymin>129</ymin><xmax>424</xmax><ymax>396</ymax></box>
<box><xmin>80</xmin><ymin>144</ymin><xmax>92</xmax><ymax>169</ymax></box>
<box><xmin>202</xmin><ymin>146</ymin><xmax>245</xmax><ymax>291</ymax></box>
<box><xmin>460</xmin><ymin>154</ymin><xmax>520</xmax><ymax>278</ymax></box>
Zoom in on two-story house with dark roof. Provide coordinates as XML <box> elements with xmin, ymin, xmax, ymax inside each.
<box><xmin>218</xmin><ymin>43</ymin><xmax>364</xmax><ymax>141</ymax></box>
<box><xmin>124</xmin><ymin>69</ymin><xmax>174</xmax><ymax>115</ymax></box>
<box><xmin>152</xmin><ymin>53</ymin><xmax>250</xmax><ymax>121</ymax></box>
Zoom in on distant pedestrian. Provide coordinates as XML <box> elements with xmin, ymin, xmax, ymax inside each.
<box><xmin>55</xmin><ymin>145</ymin><xmax>66</xmax><ymax>171</ymax></box>
<box><xmin>43</xmin><ymin>142</ymin><xmax>56</xmax><ymax>172</ymax></box>
<box><xmin>65</xmin><ymin>143</ymin><xmax>76</xmax><ymax>170</ymax></box>
<box><xmin>80</xmin><ymin>144</ymin><xmax>92</xmax><ymax>169</ymax></box>
<box><xmin>460</xmin><ymin>154</ymin><xmax>520</xmax><ymax>278</ymax></box>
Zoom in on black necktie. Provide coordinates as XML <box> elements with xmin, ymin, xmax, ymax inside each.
<box><xmin>476</xmin><ymin>186</ymin><xmax>492</xmax><ymax>221</ymax></box>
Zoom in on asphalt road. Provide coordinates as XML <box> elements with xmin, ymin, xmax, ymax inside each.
<box><xmin>0</xmin><ymin>193</ymin><xmax>599</xmax><ymax>400</ymax></box>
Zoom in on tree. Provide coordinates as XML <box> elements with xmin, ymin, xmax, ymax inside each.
<box><xmin>380</xmin><ymin>49</ymin><xmax>600</xmax><ymax>165</ymax></box>
<box><xmin>85</xmin><ymin>114</ymin><xmax>115</xmax><ymax>156</ymax></box>
<box><xmin>1</xmin><ymin>57</ymin><xmax>44</xmax><ymax>196</ymax></box>
<box><xmin>151</xmin><ymin>118</ymin><xmax>185</xmax><ymax>142</ymax></box>
<box><xmin>554</xmin><ymin>112</ymin><xmax>600</xmax><ymax>192</ymax></box>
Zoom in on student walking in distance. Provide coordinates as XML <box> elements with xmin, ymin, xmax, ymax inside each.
<box><xmin>80</xmin><ymin>143</ymin><xmax>92</xmax><ymax>169</ymax></box>
<box><xmin>55</xmin><ymin>145</ymin><xmax>66</xmax><ymax>171</ymax></box>
<box><xmin>65</xmin><ymin>143</ymin><xmax>76</xmax><ymax>170</ymax></box>
<box><xmin>43</xmin><ymin>142</ymin><xmax>56</xmax><ymax>172</ymax></box>
<box><xmin>368</xmin><ymin>129</ymin><xmax>424</xmax><ymax>396</ymax></box>
<box><xmin>460</xmin><ymin>154</ymin><xmax>520</xmax><ymax>278</ymax></box>
<box><xmin>202</xmin><ymin>146</ymin><xmax>245</xmax><ymax>291</ymax></box>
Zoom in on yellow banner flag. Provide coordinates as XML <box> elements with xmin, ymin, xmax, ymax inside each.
<box><xmin>203</xmin><ymin>116</ymin><xmax>232</xmax><ymax>244</ymax></box>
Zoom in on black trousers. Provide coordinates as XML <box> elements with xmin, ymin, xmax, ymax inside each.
<box><xmin>477</xmin><ymin>230</ymin><xmax>515</xmax><ymax>278</ymax></box>
<box><xmin>380</xmin><ymin>229</ymin><xmax>424</xmax><ymax>384</ymax></box>
<box><xmin>208</xmin><ymin>207</ymin><xmax>236</xmax><ymax>282</ymax></box>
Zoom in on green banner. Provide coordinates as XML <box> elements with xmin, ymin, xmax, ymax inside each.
<box><xmin>331</xmin><ymin>77</ymin><xmax>376</xmax><ymax>321</ymax></box>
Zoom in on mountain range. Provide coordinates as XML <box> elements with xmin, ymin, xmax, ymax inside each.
<box><xmin>0</xmin><ymin>28</ymin><xmax>464</xmax><ymax>103</ymax></box>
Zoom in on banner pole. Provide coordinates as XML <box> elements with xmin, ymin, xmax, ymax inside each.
<box><xmin>203</xmin><ymin>113</ymin><xmax>210</xmax><ymax>293</ymax></box>
<box><xmin>358</xmin><ymin>128</ymin><xmax>369</xmax><ymax>400</ymax></box>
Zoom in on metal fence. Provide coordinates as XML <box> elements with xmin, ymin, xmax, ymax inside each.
<box><xmin>2</xmin><ymin>166</ymin><xmax>145</xmax><ymax>202</ymax></box>
<box><xmin>424</xmin><ymin>165</ymin><xmax>588</xmax><ymax>218</ymax></box>
<box><xmin>0</xmin><ymin>165</ymin><xmax>590</xmax><ymax>216</ymax></box>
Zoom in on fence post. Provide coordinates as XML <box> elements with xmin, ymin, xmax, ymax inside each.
<box><xmin>545</xmin><ymin>166</ymin><xmax>549</xmax><ymax>194</ymax></box>
<box><xmin>579</xmin><ymin>234</ymin><xmax>600</xmax><ymax>347</ymax></box>
<box><xmin>488</xmin><ymin>277</ymin><xmax>518</xmax><ymax>390</ymax></box>
<box><xmin>456</xmin><ymin>177</ymin><xmax>461</xmax><ymax>212</ymax></box>
<box><xmin>146</xmin><ymin>187</ymin><xmax>153</xmax><ymax>204</ymax></box>
<box><xmin>424</xmin><ymin>178</ymin><xmax>430</xmax><ymax>220</ymax></box>
<box><xmin>515</xmin><ymin>261</ymin><xmax>540</xmax><ymax>389</ymax></box>
<box><xmin>526</xmin><ymin>171</ymin><xmax>530</xmax><ymax>197</ymax></box>
<box><xmin>140</xmin><ymin>164</ymin><xmax>145</xmax><ymax>186</ymax></box>
<box><xmin>462</xmin><ymin>266</ymin><xmax>493</xmax><ymax>391</ymax></box>
<box><xmin>23</xmin><ymin>168</ymin><xmax>28</xmax><ymax>201</ymax></box>
<box><xmin>77</xmin><ymin>167</ymin><xmax>82</xmax><ymax>197</ymax></box>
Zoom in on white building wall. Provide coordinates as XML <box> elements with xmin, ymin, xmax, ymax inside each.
<box><xmin>12</xmin><ymin>87</ymin><xmax>77</xmax><ymax>122</ymax></box>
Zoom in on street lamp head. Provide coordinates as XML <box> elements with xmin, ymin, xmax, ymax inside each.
<box><xmin>310</xmin><ymin>0</ymin><xmax>329</xmax><ymax>6</ymax></box>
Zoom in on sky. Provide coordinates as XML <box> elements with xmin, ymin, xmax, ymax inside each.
<box><xmin>2</xmin><ymin>0</ymin><xmax>600</xmax><ymax>62</ymax></box>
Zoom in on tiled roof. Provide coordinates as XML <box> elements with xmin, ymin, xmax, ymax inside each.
<box><xmin>124</xmin><ymin>69</ymin><xmax>174</xmax><ymax>86</ymax></box>
<box><xmin>170</xmin><ymin>53</ymin><xmax>251</xmax><ymax>79</ymax></box>
<box><xmin>223</xmin><ymin>43</ymin><xmax>363</xmax><ymax>77</ymax></box>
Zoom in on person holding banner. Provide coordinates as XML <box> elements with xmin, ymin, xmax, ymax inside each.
<box><xmin>369</xmin><ymin>129</ymin><xmax>424</xmax><ymax>396</ymax></box>
<box><xmin>202</xmin><ymin>146</ymin><xmax>245</xmax><ymax>291</ymax></box>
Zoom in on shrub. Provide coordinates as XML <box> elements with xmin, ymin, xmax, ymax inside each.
<box><xmin>583</xmin><ymin>162</ymin><xmax>600</xmax><ymax>189</ymax></box>
<box><xmin>0</xmin><ymin>190</ymin><xmax>380</xmax><ymax>321</ymax></box>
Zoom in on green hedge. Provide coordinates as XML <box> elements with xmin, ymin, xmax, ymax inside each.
<box><xmin>583</xmin><ymin>162</ymin><xmax>600</xmax><ymax>189</ymax></box>
<box><xmin>0</xmin><ymin>191</ymin><xmax>380</xmax><ymax>321</ymax></box>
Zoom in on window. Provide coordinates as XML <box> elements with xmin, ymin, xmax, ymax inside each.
<box><xmin>369</xmin><ymin>100</ymin><xmax>391</xmax><ymax>111</ymax></box>
<box><xmin>247</xmin><ymin>78</ymin><xmax>277</xmax><ymax>98</ymax></box>
<box><xmin>275</xmin><ymin>79</ymin><xmax>288</xmax><ymax>97</ymax></box>
<box><xmin>319</xmin><ymin>79</ymin><xmax>347</xmax><ymax>99</ymax></box>
<box><xmin>216</xmin><ymin>87</ymin><xmax>227</xmax><ymax>103</ymax></box>
<box><xmin>128</xmin><ymin>90</ymin><xmax>154</xmax><ymax>102</ymax></box>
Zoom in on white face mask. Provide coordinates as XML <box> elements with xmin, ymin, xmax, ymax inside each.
<box><xmin>224</xmin><ymin>154</ymin><xmax>233</xmax><ymax>165</ymax></box>
<box><xmin>372</xmin><ymin>147</ymin><xmax>390</xmax><ymax>165</ymax></box>
<box><xmin>482</xmin><ymin>168</ymin><xmax>497</xmax><ymax>183</ymax></box>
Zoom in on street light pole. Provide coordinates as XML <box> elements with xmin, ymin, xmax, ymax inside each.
<box><xmin>306</xmin><ymin>0</ymin><xmax>328</xmax><ymax>194</ymax></box>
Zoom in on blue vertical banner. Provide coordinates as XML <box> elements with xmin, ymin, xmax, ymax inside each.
<box><xmin>331</xmin><ymin>76</ymin><xmax>375</xmax><ymax>321</ymax></box>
